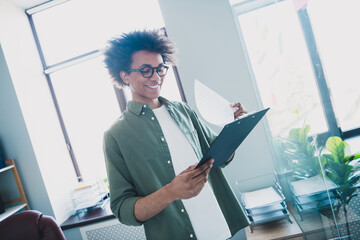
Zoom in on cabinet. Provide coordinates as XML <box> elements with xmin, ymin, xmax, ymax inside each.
<box><xmin>0</xmin><ymin>159</ymin><xmax>29</xmax><ymax>222</ymax></box>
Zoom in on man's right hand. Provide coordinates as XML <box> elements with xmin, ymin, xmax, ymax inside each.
<box><xmin>134</xmin><ymin>159</ymin><xmax>214</xmax><ymax>222</ymax></box>
<box><xmin>165</xmin><ymin>159</ymin><xmax>214</xmax><ymax>201</ymax></box>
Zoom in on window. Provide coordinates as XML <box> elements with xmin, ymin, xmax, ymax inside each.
<box><xmin>237</xmin><ymin>0</ymin><xmax>328</xmax><ymax>137</ymax></box>
<box><xmin>307</xmin><ymin>0</ymin><xmax>360</xmax><ymax>132</ymax></box>
<box><xmin>27</xmin><ymin>0</ymin><xmax>184</xmax><ymax>182</ymax></box>
<box><xmin>232</xmin><ymin>0</ymin><xmax>360</xmax><ymax>238</ymax></box>
<box><xmin>233</xmin><ymin>0</ymin><xmax>360</xmax><ymax>141</ymax></box>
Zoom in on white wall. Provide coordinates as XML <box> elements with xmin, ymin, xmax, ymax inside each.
<box><xmin>158</xmin><ymin>0</ymin><xmax>275</xmax><ymax>192</ymax></box>
<box><xmin>0</xmin><ymin>42</ymin><xmax>54</xmax><ymax>216</ymax></box>
<box><xmin>0</xmin><ymin>0</ymin><xmax>78</xmax><ymax>223</ymax></box>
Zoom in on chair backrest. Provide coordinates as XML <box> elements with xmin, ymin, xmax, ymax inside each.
<box><xmin>0</xmin><ymin>210</ymin><xmax>66</xmax><ymax>240</ymax></box>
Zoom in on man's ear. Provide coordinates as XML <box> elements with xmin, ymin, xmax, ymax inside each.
<box><xmin>120</xmin><ymin>71</ymin><xmax>130</xmax><ymax>85</ymax></box>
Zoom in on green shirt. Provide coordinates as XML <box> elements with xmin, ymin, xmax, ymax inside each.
<box><xmin>103</xmin><ymin>97</ymin><xmax>249</xmax><ymax>240</ymax></box>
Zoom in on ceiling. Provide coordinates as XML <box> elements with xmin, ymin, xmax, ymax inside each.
<box><xmin>6</xmin><ymin>0</ymin><xmax>50</xmax><ymax>9</ymax></box>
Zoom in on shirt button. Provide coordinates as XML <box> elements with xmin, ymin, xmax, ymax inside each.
<box><xmin>181</xmin><ymin>209</ymin><xmax>185</xmax><ymax>213</ymax></box>
<box><xmin>167</xmin><ymin>160</ymin><xmax>171</xmax><ymax>164</ymax></box>
<box><xmin>161</xmin><ymin>137</ymin><xmax>165</xmax><ymax>142</ymax></box>
<box><xmin>142</xmin><ymin>112</ymin><xmax>145</xmax><ymax>115</ymax></box>
<box><xmin>190</xmin><ymin>234</ymin><xmax>194</xmax><ymax>238</ymax></box>
<box><xmin>143</xmin><ymin>105</ymin><xmax>147</xmax><ymax>108</ymax></box>
<box><xmin>151</xmin><ymin>117</ymin><xmax>155</xmax><ymax>120</ymax></box>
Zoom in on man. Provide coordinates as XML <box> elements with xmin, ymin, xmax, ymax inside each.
<box><xmin>103</xmin><ymin>29</ymin><xmax>249</xmax><ymax>240</ymax></box>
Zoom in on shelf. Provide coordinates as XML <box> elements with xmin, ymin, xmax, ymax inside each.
<box><xmin>291</xmin><ymin>175</ymin><xmax>338</xmax><ymax>197</ymax></box>
<box><xmin>250</xmin><ymin>210</ymin><xmax>289</xmax><ymax>225</ymax></box>
<box><xmin>0</xmin><ymin>159</ymin><xmax>29</xmax><ymax>223</ymax></box>
<box><xmin>0</xmin><ymin>204</ymin><xmax>27</xmax><ymax>222</ymax></box>
<box><xmin>247</xmin><ymin>202</ymin><xmax>287</xmax><ymax>216</ymax></box>
<box><xmin>0</xmin><ymin>165</ymin><xmax>14</xmax><ymax>173</ymax></box>
<box><xmin>242</xmin><ymin>186</ymin><xmax>284</xmax><ymax>209</ymax></box>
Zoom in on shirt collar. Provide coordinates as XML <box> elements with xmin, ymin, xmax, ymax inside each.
<box><xmin>127</xmin><ymin>97</ymin><xmax>172</xmax><ymax>115</ymax></box>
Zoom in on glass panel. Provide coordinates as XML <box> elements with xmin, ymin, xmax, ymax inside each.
<box><xmin>50</xmin><ymin>57</ymin><xmax>121</xmax><ymax>181</ymax></box>
<box><xmin>32</xmin><ymin>0</ymin><xmax>165</xmax><ymax>65</ymax></box>
<box><xmin>238</xmin><ymin>0</ymin><xmax>328</xmax><ymax>138</ymax></box>
<box><xmin>313</xmin><ymin>130</ymin><xmax>360</xmax><ymax>239</ymax></box>
<box><xmin>307</xmin><ymin>0</ymin><xmax>360</xmax><ymax>131</ymax></box>
<box><xmin>278</xmin><ymin>129</ymin><xmax>341</xmax><ymax>239</ymax></box>
<box><xmin>235</xmin><ymin>0</ymin><xmax>344</xmax><ymax>238</ymax></box>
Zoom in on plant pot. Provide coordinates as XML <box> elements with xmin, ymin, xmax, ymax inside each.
<box><xmin>320</xmin><ymin>206</ymin><xmax>360</xmax><ymax>239</ymax></box>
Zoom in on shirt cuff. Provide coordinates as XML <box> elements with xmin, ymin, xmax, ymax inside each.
<box><xmin>120</xmin><ymin>196</ymin><xmax>143</xmax><ymax>226</ymax></box>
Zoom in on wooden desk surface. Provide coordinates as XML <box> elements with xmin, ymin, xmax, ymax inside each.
<box><xmin>245</xmin><ymin>212</ymin><xmax>303</xmax><ymax>240</ymax></box>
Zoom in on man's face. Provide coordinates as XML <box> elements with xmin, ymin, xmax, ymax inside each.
<box><xmin>121</xmin><ymin>50</ymin><xmax>165</xmax><ymax>105</ymax></box>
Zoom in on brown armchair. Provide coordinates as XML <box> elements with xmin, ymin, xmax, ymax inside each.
<box><xmin>0</xmin><ymin>210</ymin><xmax>66</xmax><ymax>240</ymax></box>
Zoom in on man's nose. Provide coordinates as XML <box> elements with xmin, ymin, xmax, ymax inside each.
<box><xmin>150</xmin><ymin>69</ymin><xmax>161</xmax><ymax>81</ymax></box>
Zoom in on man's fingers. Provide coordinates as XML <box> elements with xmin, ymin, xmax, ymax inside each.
<box><xmin>192</xmin><ymin>160</ymin><xmax>212</xmax><ymax>183</ymax></box>
<box><xmin>231</xmin><ymin>102</ymin><xmax>248</xmax><ymax>112</ymax></box>
<box><xmin>232</xmin><ymin>102</ymin><xmax>248</xmax><ymax>120</ymax></box>
<box><xmin>181</xmin><ymin>163</ymin><xmax>198</xmax><ymax>174</ymax></box>
<box><xmin>194</xmin><ymin>159</ymin><xmax>213</xmax><ymax>175</ymax></box>
<box><xmin>181</xmin><ymin>159</ymin><xmax>213</xmax><ymax>182</ymax></box>
<box><xmin>192</xmin><ymin>167</ymin><xmax>211</xmax><ymax>185</ymax></box>
<box><xmin>234</xmin><ymin>111</ymin><xmax>248</xmax><ymax>119</ymax></box>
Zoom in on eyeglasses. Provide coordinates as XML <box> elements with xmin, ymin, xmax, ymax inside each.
<box><xmin>128</xmin><ymin>65</ymin><xmax>169</xmax><ymax>78</ymax></box>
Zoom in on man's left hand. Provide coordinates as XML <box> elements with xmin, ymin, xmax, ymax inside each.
<box><xmin>230</xmin><ymin>102</ymin><xmax>248</xmax><ymax>120</ymax></box>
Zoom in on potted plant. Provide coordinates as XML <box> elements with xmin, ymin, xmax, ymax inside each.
<box><xmin>320</xmin><ymin>136</ymin><xmax>360</xmax><ymax>237</ymax></box>
<box><xmin>274</xmin><ymin>125</ymin><xmax>321</xmax><ymax>180</ymax></box>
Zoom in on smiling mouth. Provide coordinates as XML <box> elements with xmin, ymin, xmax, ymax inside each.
<box><xmin>145</xmin><ymin>84</ymin><xmax>160</xmax><ymax>89</ymax></box>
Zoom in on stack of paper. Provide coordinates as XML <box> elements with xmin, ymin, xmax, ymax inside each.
<box><xmin>290</xmin><ymin>175</ymin><xmax>338</xmax><ymax>220</ymax></box>
<box><xmin>238</xmin><ymin>177</ymin><xmax>292</xmax><ymax>232</ymax></box>
<box><xmin>71</xmin><ymin>179</ymin><xmax>108</xmax><ymax>211</ymax></box>
<box><xmin>242</xmin><ymin>186</ymin><xmax>284</xmax><ymax>209</ymax></box>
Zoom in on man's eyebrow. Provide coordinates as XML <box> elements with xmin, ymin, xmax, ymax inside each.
<box><xmin>138</xmin><ymin>63</ymin><xmax>165</xmax><ymax>68</ymax></box>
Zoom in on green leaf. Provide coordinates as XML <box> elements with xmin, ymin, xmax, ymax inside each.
<box><xmin>304</xmin><ymin>125</ymin><xmax>310</xmax><ymax>135</ymax></box>
<box><xmin>282</xmin><ymin>125</ymin><xmax>322</xmax><ymax>180</ymax></box>
<box><xmin>345</xmin><ymin>153</ymin><xmax>360</xmax><ymax>164</ymax></box>
<box><xmin>325</xmin><ymin>137</ymin><xmax>345</xmax><ymax>162</ymax></box>
<box><xmin>325</xmin><ymin>160</ymin><xmax>353</xmax><ymax>185</ymax></box>
<box><xmin>323</xmin><ymin>154</ymin><xmax>336</xmax><ymax>162</ymax></box>
<box><xmin>289</xmin><ymin>128</ymin><xmax>301</xmax><ymax>142</ymax></box>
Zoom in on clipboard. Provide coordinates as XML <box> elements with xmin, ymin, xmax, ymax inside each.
<box><xmin>196</xmin><ymin>108</ymin><xmax>270</xmax><ymax>168</ymax></box>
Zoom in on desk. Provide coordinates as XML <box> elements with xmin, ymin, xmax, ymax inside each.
<box><xmin>61</xmin><ymin>199</ymin><xmax>115</xmax><ymax>230</ymax></box>
<box><xmin>245</xmin><ymin>212</ymin><xmax>303</xmax><ymax>240</ymax></box>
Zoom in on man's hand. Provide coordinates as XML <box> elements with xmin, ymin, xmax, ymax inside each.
<box><xmin>134</xmin><ymin>159</ymin><xmax>213</xmax><ymax>222</ymax></box>
<box><xmin>230</xmin><ymin>102</ymin><xmax>248</xmax><ymax>120</ymax></box>
<box><xmin>165</xmin><ymin>159</ymin><xmax>214</xmax><ymax>201</ymax></box>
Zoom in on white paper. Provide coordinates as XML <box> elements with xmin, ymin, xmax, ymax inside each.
<box><xmin>194</xmin><ymin>79</ymin><xmax>234</xmax><ymax>127</ymax></box>
<box><xmin>291</xmin><ymin>175</ymin><xmax>338</xmax><ymax>196</ymax></box>
<box><xmin>242</xmin><ymin>187</ymin><xmax>283</xmax><ymax>209</ymax></box>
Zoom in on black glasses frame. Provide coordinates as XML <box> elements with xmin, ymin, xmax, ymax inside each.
<box><xmin>128</xmin><ymin>65</ymin><xmax>169</xmax><ymax>78</ymax></box>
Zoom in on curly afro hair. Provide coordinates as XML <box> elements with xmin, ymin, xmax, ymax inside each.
<box><xmin>103</xmin><ymin>29</ymin><xmax>177</xmax><ymax>88</ymax></box>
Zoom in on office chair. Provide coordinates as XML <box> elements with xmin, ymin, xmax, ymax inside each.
<box><xmin>0</xmin><ymin>210</ymin><xmax>66</xmax><ymax>240</ymax></box>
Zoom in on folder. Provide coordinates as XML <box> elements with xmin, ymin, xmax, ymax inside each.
<box><xmin>197</xmin><ymin>108</ymin><xmax>270</xmax><ymax>168</ymax></box>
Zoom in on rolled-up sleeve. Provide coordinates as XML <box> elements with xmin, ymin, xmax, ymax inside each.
<box><xmin>103</xmin><ymin>132</ymin><xmax>143</xmax><ymax>226</ymax></box>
